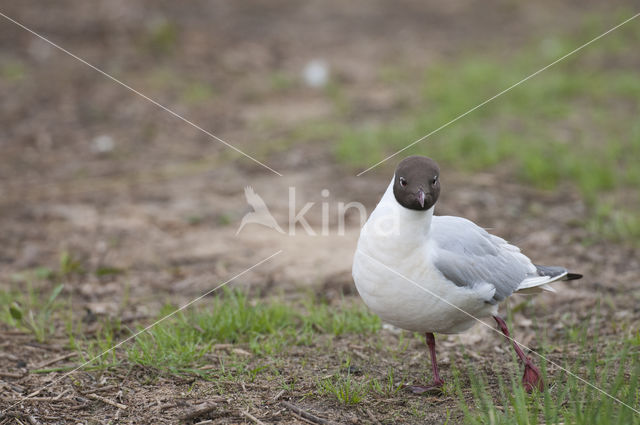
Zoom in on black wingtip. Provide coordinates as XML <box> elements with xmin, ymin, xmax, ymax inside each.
<box><xmin>536</xmin><ymin>265</ymin><xmax>583</xmax><ymax>281</ymax></box>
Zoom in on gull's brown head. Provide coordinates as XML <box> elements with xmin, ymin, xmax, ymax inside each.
<box><xmin>393</xmin><ymin>156</ymin><xmax>440</xmax><ymax>211</ymax></box>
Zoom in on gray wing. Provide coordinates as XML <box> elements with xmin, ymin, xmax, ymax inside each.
<box><xmin>430</xmin><ymin>216</ymin><xmax>536</xmax><ymax>303</ymax></box>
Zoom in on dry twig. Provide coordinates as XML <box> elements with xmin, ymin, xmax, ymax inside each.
<box><xmin>179</xmin><ymin>403</ymin><xmax>218</xmax><ymax>421</ymax></box>
<box><xmin>351</xmin><ymin>349</ymin><xmax>368</xmax><ymax>361</ymax></box>
<box><xmin>0</xmin><ymin>371</ymin><xmax>24</xmax><ymax>379</ymax></box>
<box><xmin>33</xmin><ymin>352</ymin><xmax>76</xmax><ymax>369</ymax></box>
<box><xmin>0</xmin><ymin>412</ymin><xmax>40</xmax><ymax>425</ymax></box>
<box><xmin>24</xmin><ymin>342</ymin><xmax>64</xmax><ymax>352</ymax></box>
<box><xmin>86</xmin><ymin>393</ymin><xmax>128</xmax><ymax>410</ymax></box>
<box><xmin>91</xmin><ymin>384</ymin><xmax>119</xmax><ymax>393</ymax></box>
<box><xmin>240</xmin><ymin>410</ymin><xmax>266</xmax><ymax>425</ymax></box>
<box><xmin>364</xmin><ymin>407</ymin><xmax>382</xmax><ymax>425</ymax></box>
<box><xmin>281</xmin><ymin>401</ymin><xmax>340</xmax><ymax>425</ymax></box>
<box><xmin>157</xmin><ymin>401</ymin><xmax>177</xmax><ymax>412</ymax></box>
<box><xmin>2</xmin><ymin>388</ymin><xmax>71</xmax><ymax>403</ymax></box>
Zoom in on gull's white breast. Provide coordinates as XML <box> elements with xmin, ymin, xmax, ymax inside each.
<box><xmin>352</xmin><ymin>185</ymin><xmax>497</xmax><ymax>334</ymax></box>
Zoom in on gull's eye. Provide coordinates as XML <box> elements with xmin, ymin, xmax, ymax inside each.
<box><xmin>432</xmin><ymin>176</ymin><xmax>438</xmax><ymax>185</ymax></box>
<box><xmin>399</xmin><ymin>177</ymin><xmax>407</xmax><ymax>187</ymax></box>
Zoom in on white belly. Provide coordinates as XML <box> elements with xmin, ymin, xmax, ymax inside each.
<box><xmin>353</xmin><ymin>241</ymin><xmax>497</xmax><ymax>335</ymax></box>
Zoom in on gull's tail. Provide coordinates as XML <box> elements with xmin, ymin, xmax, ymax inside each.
<box><xmin>516</xmin><ymin>264</ymin><xmax>582</xmax><ymax>294</ymax></box>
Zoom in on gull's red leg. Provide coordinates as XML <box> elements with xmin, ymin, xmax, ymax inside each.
<box><xmin>493</xmin><ymin>315</ymin><xmax>543</xmax><ymax>392</ymax></box>
<box><xmin>426</xmin><ymin>332</ymin><xmax>444</xmax><ymax>386</ymax></box>
<box><xmin>406</xmin><ymin>332</ymin><xmax>445</xmax><ymax>394</ymax></box>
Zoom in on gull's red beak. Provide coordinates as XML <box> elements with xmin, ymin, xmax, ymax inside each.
<box><xmin>417</xmin><ymin>189</ymin><xmax>425</xmax><ymax>208</ymax></box>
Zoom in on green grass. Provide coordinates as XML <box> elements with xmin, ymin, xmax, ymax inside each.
<box><xmin>335</xmin><ymin>13</ymin><xmax>640</xmax><ymax>188</ymax></box>
<box><xmin>181</xmin><ymin>81</ymin><xmax>216</xmax><ymax>104</ymax></box>
<box><xmin>330</xmin><ymin>11</ymin><xmax>640</xmax><ymax>243</ymax></box>
<box><xmin>120</xmin><ymin>289</ymin><xmax>380</xmax><ymax>374</ymax></box>
<box><xmin>1</xmin><ymin>60</ymin><xmax>27</xmax><ymax>81</ymax></box>
<box><xmin>318</xmin><ymin>362</ymin><xmax>404</xmax><ymax>405</ymax></box>
<box><xmin>0</xmin><ymin>251</ymin><xmax>90</xmax><ymax>342</ymax></box>
<box><xmin>71</xmin><ymin>318</ymin><xmax>123</xmax><ymax>370</ymax></box>
<box><xmin>370</xmin><ymin>368</ymin><xmax>404</xmax><ymax>397</ymax></box>
<box><xmin>318</xmin><ymin>372</ymin><xmax>369</xmax><ymax>405</ymax></box>
<box><xmin>0</xmin><ymin>279</ymin><xmax>381</xmax><ymax>375</ymax></box>
<box><xmin>1</xmin><ymin>277</ymin><xmax>638</xmax><ymax>422</ymax></box>
<box><xmin>1</xmin><ymin>282</ymin><xmax>66</xmax><ymax>343</ymax></box>
<box><xmin>453</xmin><ymin>325</ymin><xmax>640</xmax><ymax>425</ymax></box>
<box><xmin>143</xmin><ymin>19</ymin><xmax>178</xmax><ymax>55</ymax></box>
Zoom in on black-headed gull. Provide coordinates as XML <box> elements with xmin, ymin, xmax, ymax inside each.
<box><xmin>352</xmin><ymin>156</ymin><xmax>581</xmax><ymax>393</ymax></box>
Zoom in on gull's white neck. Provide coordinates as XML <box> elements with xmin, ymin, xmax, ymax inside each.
<box><xmin>362</xmin><ymin>180</ymin><xmax>434</xmax><ymax>246</ymax></box>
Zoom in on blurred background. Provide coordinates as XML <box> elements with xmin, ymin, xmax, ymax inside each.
<box><xmin>2</xmin><ymin>1</ymin><xmax>638</xmax><ymax>295</ymax></box>
<box><xmin>1</xmin><ymin>1</ymin><xmax>639</xmax><ymax>422</ymax></box>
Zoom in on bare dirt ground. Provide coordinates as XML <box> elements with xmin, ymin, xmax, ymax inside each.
<box><xmin>1</xmin><ymin>1</ymin><xmax>639</xmax><ymax>423</ymax></box>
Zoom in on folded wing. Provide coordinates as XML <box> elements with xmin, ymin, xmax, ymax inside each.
<box><xmin>430</xmin><ymin>216</ymin><xmax>567</xmax><ymax>304</ymax></box>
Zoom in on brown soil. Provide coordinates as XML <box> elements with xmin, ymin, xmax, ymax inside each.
<box><xmin>1</xmin><ymin>1</ymin><xmax>639</xmax><ymax>423</ymax></box>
